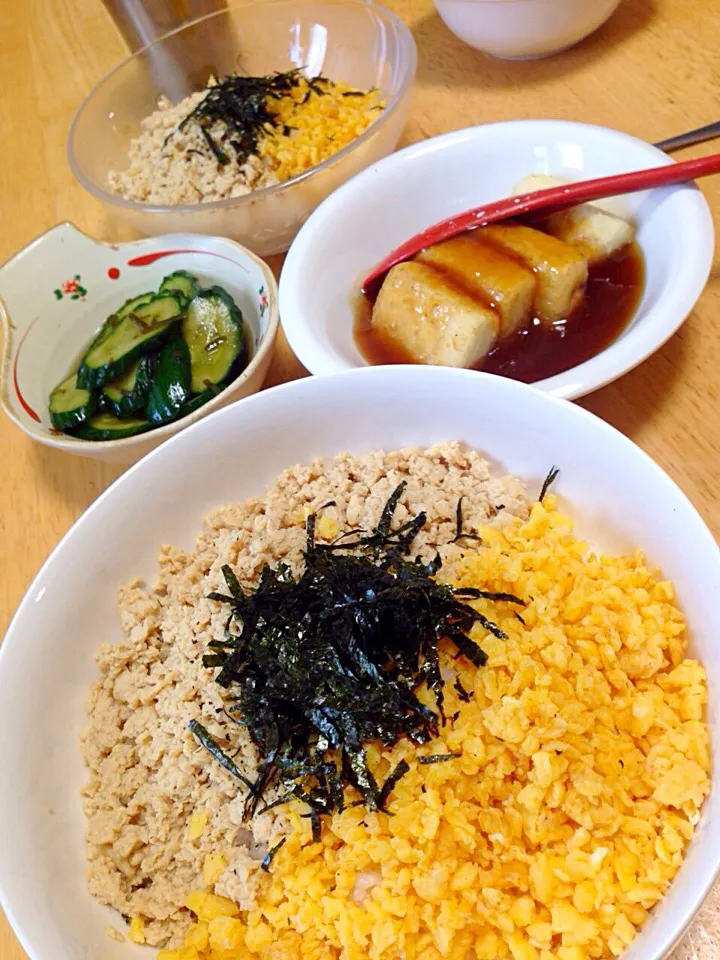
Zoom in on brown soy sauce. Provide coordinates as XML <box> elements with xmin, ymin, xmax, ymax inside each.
<box><xmin>354</xmin><ymin>242</ymin><xmax>645</xmax><ymax>384</ymax></box>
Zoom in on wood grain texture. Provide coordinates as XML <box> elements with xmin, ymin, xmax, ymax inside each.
<box><xmin>0</xmin><ymin>0</ymin><xmax>718</xmax><ymax>956</ymax></box>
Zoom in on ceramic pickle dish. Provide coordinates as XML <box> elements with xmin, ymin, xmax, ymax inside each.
<box><xmin>0</xmin><ymin>224</ymin><xmax>279</xmax><ymax>462</ymax></box>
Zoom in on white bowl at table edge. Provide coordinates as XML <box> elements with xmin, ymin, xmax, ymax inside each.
<box><xmin>432</xmin><ymin>0</ymin><xmax>622</xmax><ymax>60</ymax></box>
<box><xmin>278</xmin><ymin>119</ymin><xmax>714</xmax><ymax>401</ymax></box>
<box><xmin>0</xmin><ymin>365</ymin><xmax>718</xmax><ymax>960</ymax></box>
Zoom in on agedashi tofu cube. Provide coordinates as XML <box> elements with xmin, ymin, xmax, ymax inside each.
<box><xmin>371</xmin><ymin>261</ymin><xmax>500</xmax><ymax>367</ymax></box>
<box><xmin>546</xmin><ymin>203</ymin><xmax>635</xmax><ymax>264</ymax></box>
<box><xmin>417</xmin><ymin>235</ymin><xmax>536</xmax><ymax>337</ymax></box>
<box><xmin>513</xmin><ymin>173</ymin><xmax>636</xmax><ymax>263</ymax></box>
<box><xmin>479</xmin><ymin>223</ymin><xmax>588</xmax><ymax>323</ymax></box>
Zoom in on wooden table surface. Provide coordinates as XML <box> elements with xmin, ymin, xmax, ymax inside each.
<box><xmin>1</xmin><ymin>0</ymin><xmax>719</xmax><ymax>956</ymax></box>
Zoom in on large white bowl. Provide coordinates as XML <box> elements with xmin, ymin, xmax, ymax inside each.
<box><xmin>0</xmin><ymin>366</ymin><xmax>718</xmax><ymax>960</ymax></box>
<box><xmin>433</xmin><ymin>0</ymin><xmax>622</xmax><ymax>60</ymax></box>
<box><xmin>279</xmin><ymin>120</ymin><xmax>714</xmax><ymax>400</ymax></box>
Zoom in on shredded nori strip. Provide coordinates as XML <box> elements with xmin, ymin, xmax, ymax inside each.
<box><xmin>188</xmin><ymin>720</ymin><xmax>255</xmax><ymax>790</ymax></box>
<box><xmin>539</xmin><ymin>466</ymin><xmax>560</xmax><ymax>502</ymax></box>
<box><xmin>196</xmin><ymin>484</ymin><xmax>510</xmax><ymax>831</ymax></box>
<box><xmin>453</xmin><ymin>497</ymin><xmax>464</xmax><ymax>541</ymax></box>
<box><xmin>199</xmin><ymin>124</ymin><xmax>230</xmax><ymax>165</ymax></box>
<box><xmin>261</xmin><ymin>837</ymin><xmax>287</xmax><ymax>872</ymax></box>
<box><xmin>452</xmin><ymin>496</ymin><xmax>482</xmax><ymax>543</ymax></box>
<box><xmin>514</xmin><ymin>611</ymin><xmax>527</xmax><ymax>626</ymax></box>
<box><xmin>454</xmin><ymin>587</ymin><xmax>524</xmax><ymax>604</ymax></box>
<box><xmin>378</xmin><ymin>759</ymin><xmax>411</xmax><ymax>809</ymax></box>
<box><xmin>308</xmin><ymin>79</ymin><xmax>327</xmax><ymax>96</ymax></box>
<box><xmin>418</xmin><ymin>753</ymin><xmax>462</xmax><ymax>764</ymax></box>
<box><xmin>454</xmin><ymin>677</ymin><xmax>473</xmax><ymax>702</ymax></box>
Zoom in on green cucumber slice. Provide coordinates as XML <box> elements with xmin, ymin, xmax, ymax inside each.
<box><xmin>178</xmin><ymin>388</ymin><xmax>217</xmax><ymax>418</ymax></box>
<box><xmin>182</xmin><ymin>286</ymin><xmax>246</xmax><ymax>394</ymax></box>
<box><xmin>116</xmin><ymin>291</ymin><xmax>155</xmax><ymax>320</ymax></box>
<box><xmin>73</xmin><ymin>411</ymin><xmax>152</xmax><ymax>441</ymax></box>
<box><xmin>102</xmin><ymin>355</ymin><xmax>154</xmax><ymax>418</ymax></box>
<box><xmin>80</xmin><ymin>293</ymin><xmax>154</xmax><ymax>362</ymax></box>
<box><xmin>77</xmin><ymin>294</ymin><xmax>184</xmax><ymax>389</ymax></box>
<box><xmin>159</xmin><ymin>270</ymin><xmax>200</xmax><ymax>302</ymax></box>
<box><xmin>48</xmin><ymin>373</ymin><xmax>96</xmax><ymax>431</ymax></box>
<box><xmin>86</xmin><ymin>312</ymin><xmax>122</xmax><ymax>353</ymax></box>
<box><xmin>145</xmin><ymin>335</ymin><xmax>191</xmax><ymax>424</ymax></box>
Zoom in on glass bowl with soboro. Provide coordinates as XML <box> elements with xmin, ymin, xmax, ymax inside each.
<box><xmin>67</xmin><ymin>0</ymin><xmax>416</xmax><ymax>256</ymax></box>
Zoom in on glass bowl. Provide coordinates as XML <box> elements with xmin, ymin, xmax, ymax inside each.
<box><xmin>67</xmin><ymin>0</ymin><xmax>416</xmax><ymax>256</ymax></box>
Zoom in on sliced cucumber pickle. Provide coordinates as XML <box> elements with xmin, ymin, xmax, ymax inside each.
<box><xmin>182</xmin><ymin>286</ymin><xmax>246</xmax><ymax>394</ymax></box>
<box><xmin>73</xmin><ymin>411</ymin><xmax>152</xmax><ymax>441</ymax></box>
<box><xmin>116</xmin><ymin>291</ymin><xmax>155</xmax><ymax>320</ymax></box>
<box><xmin>77</xmin><ymin>294</ymin><xmax>184</xmax><ymax>389</ymax></box>
<box><xmin>179</xmin><ymin>388</ymin><xmax>216</xmax><ymax>417</ymax></box>
<box><xmin>102</xmin><ymin>354</ymin><xmax>154</xmax><ymax>418</ymax></box>
<box><xmin>86</xmin><ymin>313</ymin><xmax>122</xmax><ymax>353</ymax></box>
<box><xmin>159</xmin><ymin>270</ymin><xmax>200</xmax><ymax>303</ymax></box>
<box><xmin>146</xmin><ymin>335</ymin><xmax>192</xmax><ymax>424</ymax></box>
<box><xmin>84</xmin><ymin>292</ymin><xmax>154</xmax><ymax>360</ymax></box>
<box><xmin>48</xmin><ymin>373</ymin><xmax>96</xmax><ymax>430</ymax></box>
<box><xmin>51</xmin><ymin>278</ymin><xmax>246</xmax><ymax>442</ymax></box>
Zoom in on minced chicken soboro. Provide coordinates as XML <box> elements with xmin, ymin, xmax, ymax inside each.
<box><xmin>80</xmin><ymin>442</ymin><xmax>710</xmax><ymax>960</ymax></box>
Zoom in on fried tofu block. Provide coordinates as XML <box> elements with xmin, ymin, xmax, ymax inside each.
<box><xmin>479</xmin><ymin>223</ymin><xmax>588</xmax><ymax>323</ymax></box>
<box><xmin>416</xmin><ymin>235</ymin><xmax>536</xmax><ymax>337</ymax></box>
<box><xmin>513</xmin><ymin>173</ymin><xmax>636</xmax><ymax>263</ymax></box>
<box><xmin>371</xmin><ymin>261</ymin><xmax>500</xmax><ymax>367</ymax></box>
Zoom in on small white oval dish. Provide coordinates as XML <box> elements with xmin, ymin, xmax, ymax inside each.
<box><xmin>279</xmin><ymin>119</ymin><xmax>714</xmax><ymax>401</ymax></box>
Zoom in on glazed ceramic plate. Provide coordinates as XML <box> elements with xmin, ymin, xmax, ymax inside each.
<box><xmin>0</xmin><ymin>224</ymin><xmax>279</xmax><ymax>462</ymax></box>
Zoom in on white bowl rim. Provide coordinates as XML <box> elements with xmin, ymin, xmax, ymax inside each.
<box><xmin>66</xmin><ymin>0</ymin><xmax>418</xmax><ymax>216</ymax></box>
<box><xmin>0</xmin><ymin>364</ymin><xmax>718</xmax><ymax>960</ymax></box>
<box><xmin>0</xmin><ymin>222</ymin><xmax>280</xmax><ymax>453</ymax></box>
<box><xmin>434</xmin><ymin>0</ymin><xmax>618</xmax><ymax>5</ymax></box>
<box><xmin>279</xmin><ymin>118</ymin><xmax>715</xmax><ymax>401</ymax></box>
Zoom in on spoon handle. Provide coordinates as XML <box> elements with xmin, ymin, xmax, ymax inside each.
<box><xmin>364</xmin><ymin>152</ymin><xmax>720</xmax><ymax>291</ymax></box>
<box><xmin>656</xmin><ymin>121</ymin><xmax>720</xmax><ymax>153</ymax></box>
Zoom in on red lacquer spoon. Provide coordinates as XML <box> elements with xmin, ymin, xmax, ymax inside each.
<box><xmin>362</xmin><ymin>152</ymin><xmax>720</xmax><ymax>292</ymax></box>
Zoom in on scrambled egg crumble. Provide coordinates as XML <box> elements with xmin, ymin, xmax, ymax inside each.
<box><xmin>156</xmin><ymin>499</ymin><xmax>710</xmax><ymax>960</ymax></box>
<box><xmin>258</xmin><ymin>77</ymin><xmax>384</xmax><ymax>181</ymax></box>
